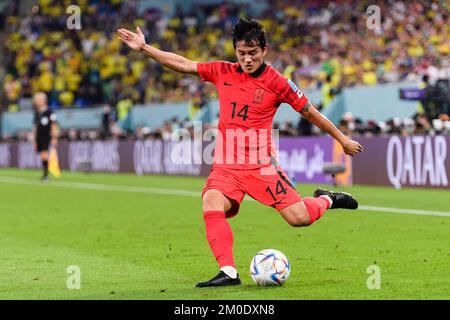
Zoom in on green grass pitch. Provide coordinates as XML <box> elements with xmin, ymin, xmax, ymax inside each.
<box><xmin>0</xmin><ymin>168</ymin><xmax>449</xmax><ymax>300</ymax></box>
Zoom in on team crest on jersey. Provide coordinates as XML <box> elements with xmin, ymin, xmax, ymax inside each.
<box><xmin>253</xmin><ymin>88</ymin><xmax>265</xmax><ymax>104</ymax></box>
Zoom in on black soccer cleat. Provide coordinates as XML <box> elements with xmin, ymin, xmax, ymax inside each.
<box><xmin>314</xmin><ymin>188</ymin><xmax>358</xmax><ymax>210</ymax></box>
<box><xmin>40</xmin><ymin>175</ymin><xmax>49</xmax><ymax>183</ymax></box>
<box><xmin>196</xmin><ymin>271</ymin><xmax>241</xmax><ymax>288</ymax></box>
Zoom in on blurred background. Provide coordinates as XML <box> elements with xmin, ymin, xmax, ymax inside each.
<box><xmin>1</xmin><ymin>1</ymin><xmax>449</xmax><ymax>301</ymax></box>
<box><xmin>0</xmin><ymin>0</ymin><xmax>449</xmax><ymax>188</ymax></box>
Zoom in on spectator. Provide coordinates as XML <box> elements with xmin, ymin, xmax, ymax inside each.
<box><xmin>100</xmin><ymin>104</ymin><xmax>112</xmax><ymax>139</ymax></box>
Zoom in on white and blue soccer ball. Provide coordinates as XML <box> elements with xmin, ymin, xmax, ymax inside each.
<box><xmin>250</xmin><ymin>249</ymin><xmax>290</xmax><ymax>286</ymax></box>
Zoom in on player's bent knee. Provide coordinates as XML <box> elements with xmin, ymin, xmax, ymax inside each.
<box><xmin>279</xmin><ymin>202</ymin><xmax>310</xmax><ymax>227</ymax></box>
<box><xmin>287</xmin><ymin>213</ymin><xmax>310</xmax><ymax>227</ymax></box>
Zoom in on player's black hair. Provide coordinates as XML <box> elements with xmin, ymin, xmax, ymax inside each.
<box><xmin>232</xmin><ymin>18</ymin><xmax>267</xmax><ymax>50</ymax></box>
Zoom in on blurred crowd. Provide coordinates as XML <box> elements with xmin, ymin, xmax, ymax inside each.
<box><xmin>0</xmin><ymin>0</ymin><xmax>449</xmax><ymax>141</ymax></box>
<box><xmin>263</xmin><ymin>0</ymin><xmax>449</xmax><ymax>106</ymax></box>
<box><xmin>2</xmin><ymin>0</ymin><xmax>449</xmax><ymax>111</ymax></box>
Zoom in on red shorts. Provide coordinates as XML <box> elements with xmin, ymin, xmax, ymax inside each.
<box><xmin>202</xmin><ymin>165</ymin><xmax>302</xmax><ymax>218</ymax></box>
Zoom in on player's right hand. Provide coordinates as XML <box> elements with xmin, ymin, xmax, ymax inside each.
<box><xmin>117</xmin><ymin>27</ymin><xmax>146</xmax><ymax>51</ymax></box>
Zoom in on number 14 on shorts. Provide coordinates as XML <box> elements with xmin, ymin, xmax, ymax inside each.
<box><xmin>265</xmin><ymin>180</ymin><xmax>287</xmax><ymax>202</ymax></box>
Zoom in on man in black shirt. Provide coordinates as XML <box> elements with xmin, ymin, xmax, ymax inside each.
<box><xmin>32</xmin><ymin>92</ymin><xmax>58</xmax><ymax>182</ymax></box>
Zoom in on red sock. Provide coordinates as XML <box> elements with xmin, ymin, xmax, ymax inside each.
<box><xmin>203</xmin><ymin>210</ymin><xmax>235</xmax><ymax>268</ymax></box>
<box><xmin>303</xmin><ymin>197</ymin><xmax>330</xmax><ymax>225</ymax></box>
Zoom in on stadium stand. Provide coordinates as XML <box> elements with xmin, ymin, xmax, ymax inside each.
<box><xmin>0</xmin><ymin>0</ymin><xmax>449</xmax><ymax>141</ymax></box>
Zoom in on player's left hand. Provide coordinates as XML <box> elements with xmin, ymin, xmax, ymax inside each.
<box><xmin>342</xmin><ymin>139</ymin><xmax>363</xmax><ymax>156</ymax></box>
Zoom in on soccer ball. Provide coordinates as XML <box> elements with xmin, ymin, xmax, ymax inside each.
<box><xmin>250</xmin><ymin>249</ymin><xmax>290</xmax><ymax>286</ymax></box>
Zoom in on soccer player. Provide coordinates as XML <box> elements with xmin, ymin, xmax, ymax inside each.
<box><xmin>32</xmin><ymin>92</ymin><xmax>58</xmax><ymax>182</ymax></box>
<box><xmin>118</xmin><ymin>19</ymin><xmax>363</xmax><ymax>287</ymax></box>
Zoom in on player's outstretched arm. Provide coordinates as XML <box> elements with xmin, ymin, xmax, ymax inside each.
<box><xmin>117</xmin><ymin>27</ymin><xmax>198</xmax><ymax>75</ymax></box>
<box><xmin>300</xmin><ymin>102</ymin><xmax>363</xmax><ymax>156</ymax></box>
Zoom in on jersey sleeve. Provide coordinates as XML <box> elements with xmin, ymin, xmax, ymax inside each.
<box><xmin>197</xmin><ymin>61</ymin><xmax>226</xmax><ymax>84</ymax></box>
<box><xmin>278</xmin><ymin>78</ymin><xmax>309</xmax><ymax>112</ymax></box>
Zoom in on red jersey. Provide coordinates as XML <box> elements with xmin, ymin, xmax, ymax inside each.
<box><xmin>197</xmin><ymin>61</ymin><xmax>309</xmax><ymax>169</ymax></box>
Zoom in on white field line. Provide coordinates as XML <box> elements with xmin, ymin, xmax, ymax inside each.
<box><xmin>1</xmin><ymin>176</ymin><xmax>450</xmax><ymax>218</ymax></box>
<box><xmin>357</xmin><ymin>205</ymin><xmax>450</xmax><ymax>217</ymax></box>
